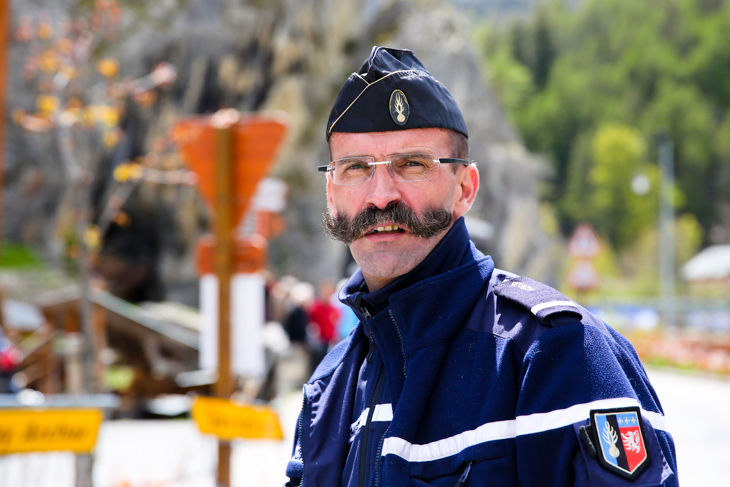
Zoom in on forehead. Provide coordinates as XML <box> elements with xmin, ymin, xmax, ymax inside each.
<box><xmin>329</xmin><ymin>128</ymin><xmax>452</xmax><ymax>160</ymax></box>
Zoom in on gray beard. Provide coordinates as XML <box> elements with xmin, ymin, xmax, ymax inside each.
<box><xmin>323</xmin><ymin>201</ymin><xmax>453</xmax><ymax>245</ymax></box>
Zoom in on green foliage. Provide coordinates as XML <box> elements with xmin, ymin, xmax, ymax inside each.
<box><xmin>590</xmin><ymin>124</ymin><xmax>660</xmax><ymax>250</ymax></box>
<box><xmin>0</xmin><ymin>242</ymin><xmax>43</xmax><ymax>268</ymax></box>
<box><xmin>474</xmin><ymin>0</ymin><xmax>730</xmax><ymax>252</ymax></box>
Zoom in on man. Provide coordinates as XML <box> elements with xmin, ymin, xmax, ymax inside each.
<box><xmin>285</xmin><ymin>46</ymin><xmax>678</xmax><ymax>486</ymax></box>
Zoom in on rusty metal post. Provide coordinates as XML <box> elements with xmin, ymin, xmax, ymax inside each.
<box><xmin>212</xmin><ymin>110</ymin><xmax>236</xmax><ymax>487</ymax></box>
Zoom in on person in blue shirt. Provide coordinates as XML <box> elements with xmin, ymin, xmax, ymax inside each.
<box><xmin>285</xmin><ymin>46</ymin><xmax>678</xmax><ymax>487</ymax></box>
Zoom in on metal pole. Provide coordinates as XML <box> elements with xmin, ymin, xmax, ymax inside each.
<box><xmin>213</xmin><ymin>113</ymin><xmax>235</xmax><ymax>487</ymax></box>
<box><xmin>658</xmin><ymin>135</ymin><xmax>675</xmax><ymax>328</ymax></box>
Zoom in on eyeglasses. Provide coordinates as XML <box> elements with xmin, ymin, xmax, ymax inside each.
<box><xmin>318</xmin><ymin>152</ymin><xmax>470</xmax><ymax>186</ymax></box>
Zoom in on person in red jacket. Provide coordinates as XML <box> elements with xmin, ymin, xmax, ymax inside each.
<box><xmin>307</xmin><ymin>280</ymin><xmax>340</xmax><ymax>372</ymax></box>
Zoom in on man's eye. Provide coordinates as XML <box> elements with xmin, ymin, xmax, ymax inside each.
<box><xmin>395</xmin><ymin>157</ymin><xmax>429</xmax><ymax>168</ymax></box>
<box><xmin>343</xmin><ymin>161</ymin><xmax>368</xmax><ymax>171</ymax></box>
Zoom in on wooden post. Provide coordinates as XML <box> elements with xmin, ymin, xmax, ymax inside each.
<box><xmin>176</xmin><ymin>112</ymin><xmax>287</xmax><ymax>486</ymax></box>
<box><xmin>0</xmin><ymin>0</ymin><xmax>9</xmax><ymax>253</ymax></box>
<box><xmin>212</xmin><ymin>110</ymin><xmax>236</xmax><ymax>487</ymax></box>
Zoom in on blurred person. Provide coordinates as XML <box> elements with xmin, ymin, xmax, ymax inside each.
<box><xmin>333</xmin><ymin>277</ymin><xmax>359</xmax><ymax>340</ymax></box>
<box><xmin>307</xmin><ymin>280</ymin><xmax>340</xmax><ymax>373</ymax></box>
<box><xmin>284</xmin><ymin>47</ymin><xmax>678</xmax><ymax>487</ymax></box>
<box><xmin>282</xmin><ymin>281</ymin><xmax>314</xmax><ymax>346</ymax></box>
<box><xmin>269</xmin><ymin>275</ymin><xmax>300</xmax><ymax>324</ymax></box>
<box><xmin>262</xmin><ymin>270</ymin><xmax>278</xmax><ymax>323</ymax></box>
<box><xmin>0</xmin><ymin>336</ymin><xmax>21</xmax><ymax>393</ymax></box>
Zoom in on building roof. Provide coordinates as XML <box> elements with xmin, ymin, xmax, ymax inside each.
<box><xmin>681</xmin><ymin>245</ymin><xmax>730</xmax><ymax>281</ymax></box>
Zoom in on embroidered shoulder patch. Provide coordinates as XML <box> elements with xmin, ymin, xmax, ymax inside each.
<box><xmin>493</xmin><ymin>274</ymin><xmax>583</xmax><ymax>324</ymax></box>
<box><xmin>590</xmin><ymin>407</ymin><xmax>650</xmax><ymax>480</ymax></box>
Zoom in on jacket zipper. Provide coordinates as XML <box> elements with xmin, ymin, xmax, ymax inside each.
<box><xmin>297</xmin><ymin>387</ymin><xmax>309</xmax><ymax>487</ymax></box>
<box><xmin>454</xmin><ymin>461</ymin><xmax>472</xmax><ymax>486</ymax></box>
<box><xmin>388</xmin><ymin>309</ymin><xmax>407</xmax><ymax>378</ymax></box>
<box><xmin>360</xmin><ymin>302</ymin><xmax>375</xmax><ymax>364</ymax></box>
<box><xmin>373</xmin><ymin>433</ymin><xmax>385</xmax><ymax>487</ymax></box>
<box><xmin>366</xmin><ymin>331</ymin><xmax>375</xmax><ymax>364</ymax></box>
<box><xmin>359</xmin><ymin>366</ymin><xmax>385</xmax><ymax>487</ymax></box>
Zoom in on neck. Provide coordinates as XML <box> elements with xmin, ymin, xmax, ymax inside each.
<box><xmin>360</xmin><ymin>224</ymin><xmax>454</xmax><ymax>292</ymax></box>
<box><xmin>340</xmin><ymin>217</ymin><xmax>472</xmax><ymax>321</ymax></box>
<box><xmin>361</xmin><ymin>274</ymin><xmax>394</xmax><ymax>293</ymax></box>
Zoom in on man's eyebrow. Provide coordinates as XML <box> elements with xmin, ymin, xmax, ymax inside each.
<box><xmin>388</xmin><ymin>151</ymin><xmax>432</xmax><ymax>157</ymax></box>
<box><xmin>334</xmin><ymin>149</ymin><xmax>435</xmax><ymax>160</ymax></box>
<box><xmin>333</xmin><ymin>155</ymin><xmax>371</xmax><ymax>161</ymax></box>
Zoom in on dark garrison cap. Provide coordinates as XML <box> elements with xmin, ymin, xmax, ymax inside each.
<box><xmin>326</xmin><ymin>46</ymin><xmax>468</xmax><ymax>140</ymax></box>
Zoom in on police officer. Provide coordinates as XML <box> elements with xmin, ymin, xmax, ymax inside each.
<box><xmin>285</xmin><ymin>46</ymin><xmax>678</xmax><ymax>487</ymax></box>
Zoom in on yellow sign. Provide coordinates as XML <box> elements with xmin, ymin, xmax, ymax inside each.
<box><xmin>191</xmin><ymin>396</ymin><xmax>283</xmax><ymax>441</ymax></box>
<box><xmin>0</xmin><ymin>409</ymin><xmax>103</xmax><ymax>454</ymax></box>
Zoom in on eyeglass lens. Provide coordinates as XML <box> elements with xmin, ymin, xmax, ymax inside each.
<box><xmin>331</xmin><ymin>153</ymin><xmax>439</xmax><ymax>185</ymax></box>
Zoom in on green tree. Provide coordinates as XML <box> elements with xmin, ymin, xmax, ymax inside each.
<box><xmin>474</xmin><ymin>0</ymin><xmax>730</xmax><ymax>248</ymax></box>
<box><xmin>590</xmin><ymin>124</ymin><xmax>659</xmax><ymax>250</ymax></box>
<box><xmin>640</xmin><ymin>80</ymin><xmax>716</xmax><ymax>227</ymax></box>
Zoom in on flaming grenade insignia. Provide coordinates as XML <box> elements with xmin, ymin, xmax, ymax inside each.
<box><xmin>602</xmin><ymin>421</ymin><xmax>621</xmax><ymax>458</ymax></box>
<box><xmin>389</xmin><ymin>90</ymin><xmax>410</xmax><ymax>126</ymax></box>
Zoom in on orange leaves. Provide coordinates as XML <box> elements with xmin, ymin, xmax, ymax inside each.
<box><xmin>113</xmin><ymin>163</ymin><xmax>143</xmax><ymax>183</ymax></box>
<box><xmin>96</xmin><ymin>59</ymin><xmax>119</xmax><ymax>78</ymax></box>
<box><xmin>36</xmin><ymin>94</ymin><xmax>60</xmax><ymax>115</ymax></box>
<box><xmin>133</xmin><ymin>90</ymin><xmax>157</xmax><ymax>108</ymax></box>
<box><xmin>38</xmin><ymin>49</ymin><xmax>61</xmax><ymax>74</ymax></box>
<box><xmin>103</xmin><ymin>129</ymin><xmax>123</xmax><ymax>148</ymax></box>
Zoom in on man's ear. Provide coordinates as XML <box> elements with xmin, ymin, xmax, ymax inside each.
<box><xmin>453</xmin><ymin>164</ymin><xmax>479</xmax><ymax>219</ymax></box>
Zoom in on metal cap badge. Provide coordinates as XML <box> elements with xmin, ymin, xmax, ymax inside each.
<box><xmin>389</xmin><ymin>90</ymin><xmax>409</xmax><ymax>126</ymax></box>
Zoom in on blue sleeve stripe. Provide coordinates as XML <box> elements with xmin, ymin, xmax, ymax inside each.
<box><xmin>381</xmin><ymin>397</ymin><xmax>667</xmax><ymax>463</ymax></box>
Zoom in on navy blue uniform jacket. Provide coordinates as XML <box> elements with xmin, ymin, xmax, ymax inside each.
<box><xmin>285</xmin><ymin>219</ymin><xmax>678</xmax><ymax>486</ymax></box>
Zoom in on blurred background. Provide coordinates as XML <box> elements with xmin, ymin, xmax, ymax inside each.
<box><xmin>0</xmin><ymin>0</ymin><xmax>729</xmax><ymax>486</ymax></box>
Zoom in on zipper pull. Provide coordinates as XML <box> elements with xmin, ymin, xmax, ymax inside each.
<box><xmin>354</xmin><ymin>295</ymin><xmax>375</xmax><ymax>363</ymax></box>
<box><xmin>454</xmin><ymin>461</ymin><xmax>472</xmax><ymax>487</ymax></box>
<box><xmin>361</xmin><ymin>304</ymin><xmax>372</xmax><ymax>320</ymax></box>
<box><xmin>354</xmin><ymin>294</ymin><xmax>373</xmax><ymax>321</ymax></box>
<box><xmin>366</xmin><ymin>331</ymin><xmax>375</xmax><ymax>364</ymax></box>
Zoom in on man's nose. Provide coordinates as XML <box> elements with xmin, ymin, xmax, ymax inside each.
<box><xmin>365</xmin><ymin>163</ymin><xmax>401</xmax><ymax>210</ymax></box>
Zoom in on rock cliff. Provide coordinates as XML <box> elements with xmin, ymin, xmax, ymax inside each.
<box><xmin>5</xmin><ymin>0</ymin><xmax>557</xmax><ymax>303</ymax></box>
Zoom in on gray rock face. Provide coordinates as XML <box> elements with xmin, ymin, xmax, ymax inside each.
<box><xmin>4</xmin><ymin>0</ymin><xmax>553</xmax><ymax>303</ymax></box>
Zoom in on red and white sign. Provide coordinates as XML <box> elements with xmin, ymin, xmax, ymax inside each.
<box><xmin>566</xmin><ymin>259</ymin><xmax>601</xmax><ymax>292</ymax></box>
<box><xmin>567</xmin><ymin>223</ymin><xmax>602</xmax><ymax>259</ymax></box>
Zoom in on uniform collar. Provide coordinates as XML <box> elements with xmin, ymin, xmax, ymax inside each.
<box><xmin>341</xmin><ymin>216</ymin><xmax>472</xmax><ymax>320</ymax></box>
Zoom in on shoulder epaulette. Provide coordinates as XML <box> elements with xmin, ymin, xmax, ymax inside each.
<box><xmin>493</xmin><ymin>274</ymin><xmax>583</xmax><ymax>325</ymax></box>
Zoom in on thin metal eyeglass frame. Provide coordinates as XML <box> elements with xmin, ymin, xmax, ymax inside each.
<box><xmin>317</xmin><ymin>157</ymin><xmax>471</xmax><ymax>186</ymax></box>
